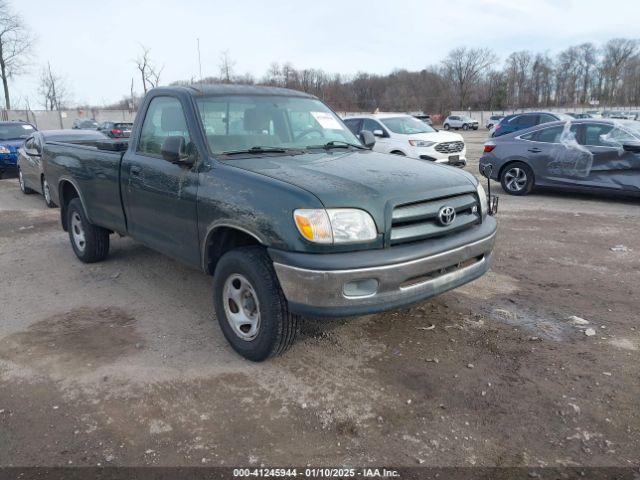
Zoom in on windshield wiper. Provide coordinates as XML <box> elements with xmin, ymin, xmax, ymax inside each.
<box><xmin>220</xmin><ymin>146</ymin><xmax>304</xmax><ymax>156</ymax></box>
<box><xmin>306</xmin><ymin>140</ymin><xmax>365</xmax><ymax>150</ymax></box>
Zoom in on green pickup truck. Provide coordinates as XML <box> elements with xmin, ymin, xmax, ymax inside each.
<box><xmin>43</xmin><ymin>84</ymin><xmax>497</xmax><ymax>361</ymax></box>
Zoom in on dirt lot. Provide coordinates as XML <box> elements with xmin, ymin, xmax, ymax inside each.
<box><xmin>0</xmin><ymin>130</ymin><xmax>639</xmax><ymax>468</ymax></box>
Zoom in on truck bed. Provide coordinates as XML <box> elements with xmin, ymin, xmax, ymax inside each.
<box><xmin>44</xmin><ymin>141</ymin><xmax>127</xmax><ymax>234</ymax></box>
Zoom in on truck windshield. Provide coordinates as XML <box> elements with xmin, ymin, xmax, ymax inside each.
<box><xmin>195</xmin><ymin>95</ymin><xmax>360</xmax><ymax>155</ymax></box>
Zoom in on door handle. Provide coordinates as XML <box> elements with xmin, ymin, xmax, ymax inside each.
<box><xmin>130</xmin><ymin>165</ymin><xmax>141</xmax><ymax>176</ymax></box>
<box><xmin>527</xmin><ymin>148</ymin><xmax>542</xmax><ymax>153</ymax></box>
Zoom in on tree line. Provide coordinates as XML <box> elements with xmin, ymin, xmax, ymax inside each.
<box><xmin>0</xmin><ymin>0</ymin><xmax>638</xmax><ymax>115</ymax></box>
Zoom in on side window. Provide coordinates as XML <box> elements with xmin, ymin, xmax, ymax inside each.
<box><xmin>343</xmin><ymin>119</ymin><xmax>361</xmax><ymax>135</ymax></box>
<box><xmin>515</xmin><ymin>115</ymin><xmax>534</xmax><ymax>125</ymax></box>
<box><xmin>582</xmin><ymin>124</ymin><xmax>614</xmax><ymax>146</ymax></box>
<box><xmin>533</xmin><ymin>126</ymin><xmax>564</xmax><ymax>143</ymax></box>
<box><xmin>138</xmin><ymin>96</ymin><xmax>191</xmax><ymax>156</ymax></box>
<box><xmin>605</xmin><ymin>127</ymin><xmax>635</xmax><ymax>144</ymax></box>
<box><xmin>539</xmin><ymin>114</ymin><xmax>557</xmax><ymax>124</ymax></box>
<box><xmin>362</xmin><ymin>119</ymin><xmax>384</xmax><ymax>134</ymax></box>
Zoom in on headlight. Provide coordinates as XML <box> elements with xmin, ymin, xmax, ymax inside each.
<box><xmin>408</xmin><ymin>140</ymin><xmax>436</xmax><ymax>147</ymax></box>
<box><xmin>476</xmin><ymin>183</ymin><xmax>488</xmax><ymax>218</ymax></box>
<box><xmin>294</xmin><ymin>208</ymin><xmax>377</xmax><ymax>244</ymax></box>
<box><xmin>0</xmin><ymin>146</ymin><xmax>10</xmax><ymax>154</ymax></box>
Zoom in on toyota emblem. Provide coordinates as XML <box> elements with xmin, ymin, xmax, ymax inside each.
<box><xmin>438</xmin><ymin>206</ymin><xmax>456</xmax><ymax>226</ymax></box>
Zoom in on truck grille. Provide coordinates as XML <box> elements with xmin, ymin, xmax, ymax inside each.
<box><xmin>390</xmin><ymin>193</ymin><xmax>480</xmax><ymax>245</ymax></box>
<box><xmin>434</xmin><ymin>141</ymin><xmax>464</xmax><ymax>154</ymax></box>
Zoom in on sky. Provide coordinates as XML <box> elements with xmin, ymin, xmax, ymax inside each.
<box><xmin>9</xmin><ymin>0</ymin><xmax>640</xmax><ymax>108</ymax></box>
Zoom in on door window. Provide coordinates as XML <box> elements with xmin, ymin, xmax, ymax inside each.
<box><xmin>362</xmin><ymin>119</ymin><xmax>384</xmax><ymax>134</ymax></box>
<box><xmin>138</xmin><ymin>97</ymin><xmax>191</xmax><ymax>156</ymax></box>
<box><xmin>581</xmin><ymin>124</ymin><xmax>615</xmax><ymax>146</ymax></box>
<box><xmin>343</xmin><ymin>118</ymin><xmax>361</xmax><ymax>135</ymax></box>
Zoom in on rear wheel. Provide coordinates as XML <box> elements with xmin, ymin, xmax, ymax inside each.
<box><xmin>500</xmin><ymin>161</ymin><xmax>534</xmax><ymax>195</ymax></box>
<box><xmin>67</xmin><ymin>198</ymin><xmax>110</xmax><ymax>262</ymax></box>
<box><xmin>18</xmin><ymin>169</ymin><xmax>35</xmax><ymax>194</ymax></box>
<box><xmin>213</xmin><ymin>246</ymin><xmax>299</xmax><ymax>361</ymax></box>
<box><xmin>42</xmin><ymin>177</ymin><xmax>55</xmax><ymax>208</ymax></box>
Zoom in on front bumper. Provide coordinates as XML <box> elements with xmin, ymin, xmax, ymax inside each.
<box><xmin>411</xmin><ymin>146</ymin><xmax>467</xmax><ymax>168</ymax></box>
<box><xmin>0</xmin><ymin>153</ymin><xmax>17</xmax><ymax>170</ymax></box>
<box><xmin>271</xmin><ymin>219</ymin><xmax>496</xmax><ymax>317</ymax></box>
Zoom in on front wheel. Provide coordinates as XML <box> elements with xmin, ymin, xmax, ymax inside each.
<box><xmin>213</xmin><ymin>246</ymin><xmax>299</xmax><ymax>361</ymax></box>
<box><xmin>67</xmin><ymin>198</ymin><xmax>110</xmax><ymax>262</ymax></box>
<box><xmin>462</xmin><ymin>124</ymin><xmax>469</xmax><ymax>131</ymax></box>
<box><xmin>443</xmin><ymin>124</ymin><xmax>450</xmax><ymax>130</ymax></box>
<box><xmin>42</xmin><ymin>177</ymin><xmax>55</xmax><ymax>208</ymax></box>
<box><xmin>500</xmin><ymin>162</ymin><xmax>534</xmax><ymax>195</ymax></box>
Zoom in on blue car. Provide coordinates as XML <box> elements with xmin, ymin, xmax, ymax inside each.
<box><xmin>491</xmin><ymin>112</ymin><xmax>573</xmax><ymax>138</ymax></box>
<box><xmin>0</xmin><ymin>121</ymin><xmax>37</xmax><ymax>178</ymax></box>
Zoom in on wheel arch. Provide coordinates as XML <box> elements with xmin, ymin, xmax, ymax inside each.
<box><xmin>202</xmin><ymin>223</ymin><xmax>265</xmax><ymax>275</ymax></box>
<box><xmin>58</xmin><ymin>178</ymin><xmax>89</xmax><ymax>231</ymax></box>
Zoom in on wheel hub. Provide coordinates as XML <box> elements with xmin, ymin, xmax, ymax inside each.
<box><xmin>223</xmin><ymin>273</ymin><xmax>260</xmax><ymax>341</ymax></box>
<box><xmin>70</xmin><ymin>212</ymin><xmax>86</xmax><ymax>252</ymax></box>
<box><xmin>504</xmin><ymin>168</ymin><xmax>527</xmax><ymax>192</ymax></box>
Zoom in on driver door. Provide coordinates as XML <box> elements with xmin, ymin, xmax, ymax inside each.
<box><xmin>121</xmin><ymin>95</ymin><xmax>201</xmax><ymax>267</ymax></box>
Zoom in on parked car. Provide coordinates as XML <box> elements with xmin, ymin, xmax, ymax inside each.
<box><xmin>0</xmin><ymin>121</ymin><xmax>37</xmax><ymax>179</ymax></box>
<box><xmin>586</xmin><ymin>110</ymin><xmax>602</xmax><ymax>118</ymax></box>
<box><xmin>490</xmin><ymin>111</ymin><xmax>573</xmax><ymax>138</ymax></box>
<box><xmin>413</xmin><ymin>114</ymin><xmax>433</xmax><ymax>126</ymax></box>
<box><xmin>443</xmin><ymin>115</ymin><xmax>479</xmax><ymax>131</ymax></box>
<box><xmin>485</xmin><ymin>115</ymin><xmax>504</xmax><ymax>130</ymax></box>
<box><xmin>18</xmin><ymin>129</ymin><xmax>108</xmax><ymax>207</ymax></box>
<box><xmin>98</xmin><ymin>121</ymin><xmax>134</xmax><ymax>138</ymax></box>
<box><xmin>43</xmin><ymin>84</ymin><xmax>497</xmax><ymax>361</ymax></box>
<box><xmin>72</xmin><ymin>119</ymin><xmax>99</xmax><ymax>130</ymax></box>
<box><xmin>343</xmin><ymin>113</ymin><xmax>467</xmax><ymax>167</ymax></box>
<box><xmin>479</xmin><ymin>119</ymin><xmax>640</xmax><ymax>196</ymax></box>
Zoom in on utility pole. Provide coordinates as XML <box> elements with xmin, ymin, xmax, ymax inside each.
<box><xmin>197</xmin><ymin>38</ymin><xmax>203</xmax><ymax>83</ymax></box>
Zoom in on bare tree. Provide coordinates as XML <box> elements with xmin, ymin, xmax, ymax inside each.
<box><xmin>442</xmin><ymin>47</ymin><xmax>497</xmax><ymax>109</ymax></box>
<box><xmin>219</xmin><ymin>50</ymin><xmax>235</xmax><ymax>83</ymax></box>
<box><xmin>600</xmin><ymin>38</ymin><xmax>638</xmax><ymax>103</ymax></box>
<box><xmin>0</xmin><ymin>1</ymin><xmax>33</xmax><ymax>109</ymax></box>
<box><xmin>135</xmin><ymin>45</ymin><xmax>163</xmax><ymax>93</ymax></box>
<box><xmin>38</xmin><ymin>62</ymin><xmax>68</xmax><ymax>111</ymax></box>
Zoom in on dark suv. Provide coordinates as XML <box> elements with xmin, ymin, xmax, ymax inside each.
<box><xmin>491</xmin><ymin>112</ymin><xmax>572</xmax><ymax>137</ymax></box>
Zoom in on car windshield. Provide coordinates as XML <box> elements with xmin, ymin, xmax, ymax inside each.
<box><xmin>461</xmin><ymin>116</ymin><xmax>474</xmax><ymax>122</ymax></box>
<box><xmin>0</xmin><ymin>123</ymin><xmax>34</xmax><ymax>140</ymax></box>
<box><xmin>195</xmin><ymin>95</ymin><xmax>360</xmax><ymax>155</ymax></box>
<box><xmin>380</xmin><ymin>116</ymin><xmax>436</xmax><ymax>134</ymax></box>
<box><xmin>555</xmin><ymin>113</ymin><xmax>574</xmax><ymax>121</ymax></box>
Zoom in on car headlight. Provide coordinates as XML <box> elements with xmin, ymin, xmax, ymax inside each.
<box><xmin>476</xmin><ymin>183</ymin><xmax>488</xmax><ymax>219</ymax></box>
<box><xmin>408</xmin><ymin>140</ymin><xmax>436</xmax><ymax>148</ymax></box>
<box><xmin>294</xmin><ymin>208</ymin><xmax>377</xmax><ymax>244</ymax></box>
<box><xmin>0</xmin><ymin>146</ymin><xmax>10</xmax><ymax>154</ymax></box>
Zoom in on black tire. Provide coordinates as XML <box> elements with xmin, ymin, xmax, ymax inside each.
<box><xmin>443</xmin><ymin>124</ymin><xmax>450</xmax><ymax>130</ymax></box>
<box><xmin>41</xmin><ymin>176</ymin><xmax>55</xmax><ymax>208</ymax></box>
<box><xmin>462</xmin><ymin>124</ymin><xmax>469</xmax><ymax>131</ymax></box>
<box><xmin>67</xmin><ymin>198</ymin><xmax>110</xmax><ymax>263</ymax></box>
<box><xmin>18</xmin><ymin>169</ymin><xmax>35</xmax><ymax>194</ymax></box>
<box><xmin>390</xmin><ymin>150</ymin><xmax>406</xmax><ymax>156</ymax></box>
<box><xmin>500</xmin><ymin>161</ymin><xmax>535</xmax><ymax>196</ymax></box>
<box><xmin>213</xmin><ymin>246</ymin><xmax>300</xmax><ymax>362</ymax></box>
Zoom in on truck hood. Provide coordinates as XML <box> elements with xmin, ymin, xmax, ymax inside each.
<box><xmin>225</xmin><ymin>150</ymin><xmax>477</xmax><ymax>227</ymax></box>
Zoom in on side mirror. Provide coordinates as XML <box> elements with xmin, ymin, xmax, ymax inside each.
<box><xmin>622</xmin><ymin>142</ymin><xmax>640</xmax><ymax>153</ymax></box>
<box><xmin>161</xmin><ymin>136</ymin><xmax>193</xmax><ymax>165</ymax></box>
<box><xmin>372</xmin><ymin>129</ymin><xmax>385</xmax><ymax>138</ymax></box>
<box><xmin>359</xmin><ymin>130</ymin><xmax>376</xmax><ymax>149</ymax></box>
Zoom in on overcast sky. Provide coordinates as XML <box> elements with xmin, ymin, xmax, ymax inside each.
<box><xmin>10</xmin><ymin>0</ymin><xmax>640</xmax><ymax>108</ymax></box>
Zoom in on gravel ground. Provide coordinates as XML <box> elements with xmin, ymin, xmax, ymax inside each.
<box><xmin>0</xmin><ymin>130</ymin><xmax>638</xmax><ymax>468</ymax></box>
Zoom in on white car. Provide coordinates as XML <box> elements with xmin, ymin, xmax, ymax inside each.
<box><xmin>485</xmin><ymin>115</ymin><xmax>504</xmax><ymax>130</ymax></box>
<box><xmin>343</xmin><ymin>113</ymin><xmax>467</xmax><ymax>167</ymax></box>
<box><xmin>443</xmin><ymin>115</ymin><xmax>479</xmax><ymax>131</ymax></box>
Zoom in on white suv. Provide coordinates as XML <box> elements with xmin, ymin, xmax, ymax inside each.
<box><xmin>443</xmin><ymin>115</ymin><xmax>479</xmax><ymax>131</ymax></box>
<box><xmin>343</xmin><ymin>113</ymin><xmax>467</xmax><ymax>167</ymax></box>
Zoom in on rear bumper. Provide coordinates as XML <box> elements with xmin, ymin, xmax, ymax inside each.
<box><xmin>271</xmin><ymin>218</ymin><xmax>496</xmax><ymax>317</ymax></box>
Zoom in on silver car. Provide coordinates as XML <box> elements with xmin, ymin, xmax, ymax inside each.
<box><xmin>18</xmin><ymin>129</ymin><xmax>107</xmax><ymax>207</ymax></box>
<box><xmin>479</xmin><ymin>119</ymin><xmax>640</xmax><ymax>196</ymax></box>
<box><xmin>443</xmin><ymin>115</ymin><xmax>479</xmax><ymax>131</ymax></box>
